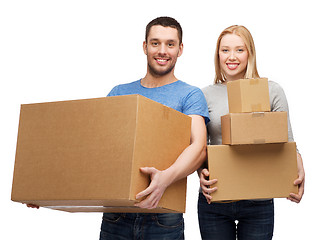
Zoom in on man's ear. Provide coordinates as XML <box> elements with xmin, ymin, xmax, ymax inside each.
<box><xmin>178</xmin><ymin>43</ymin><xmax>183</xmax><ymax>57</ymax></box>
<box><xmin>143</xmin><ymin>41</ymin><xmax>147</xmax><ymax>55</ymax></box>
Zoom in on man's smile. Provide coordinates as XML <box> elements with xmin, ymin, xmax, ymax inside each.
<box><xmin>155</xmin><ymin>58</ymin><xmax>169</xmax><ymax>65</ymax></box>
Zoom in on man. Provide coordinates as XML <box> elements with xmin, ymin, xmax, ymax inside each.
<box><xmin>99</xmin><ymin>17</ymin><xmax>209</xmax><ymax>239</ymax></box>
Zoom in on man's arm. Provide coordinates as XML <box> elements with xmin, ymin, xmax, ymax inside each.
<box><xmin>135</xmin><ymin>114</ymin><xmax>207</xmax><ymax>209</ymax></box>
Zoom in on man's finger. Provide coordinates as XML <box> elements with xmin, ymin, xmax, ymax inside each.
<box><xmin>136</xmin><ymin>184</ymin><xmax>154</xmax><ymax>200</ymax></box>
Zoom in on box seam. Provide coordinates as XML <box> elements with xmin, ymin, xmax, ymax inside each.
<box><xmin>129</xmin><ymin>95</ymin><xmax>140</xmax><ymax>202</ymax></box>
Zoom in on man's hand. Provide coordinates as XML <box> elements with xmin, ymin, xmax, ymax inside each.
<box><xmin>134</xmin><ymin>115</ymin><xmax>207</xmax><ymax>209</ymax></box>
<box><xmin>198</xmin><ymin>168</ymin><xmax>218</xmax><ymax>204</ymax></box>
<box><xmin>26</xmin><ymin>204</ymin><xmax>39</xmax><ymax>209</ymax></box>
<box><xmin>134</xmin><ymin>167</ymin><xmax>169</xmax><ymax>209</ymax></box>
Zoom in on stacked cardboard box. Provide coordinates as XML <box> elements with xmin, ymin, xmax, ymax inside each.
<box><xmin>221</xmin><ymin>112</ymin><xmax>288</xmax><ymax>145</ymax></box>
<box><xmin>11</xmin><ymin>95</ymin><xmax>191</xmax><ymax>213</ymax></box>
<box><xmin>208</xmin><ymin>78</ymin><xmax>298</xmax><ymax>202</ymax></box>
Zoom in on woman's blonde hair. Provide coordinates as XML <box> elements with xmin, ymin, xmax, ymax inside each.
<box><xmin>214</xmin><ymin>25</ymin><xmax>260</xmax><ymax>84</ymax></box>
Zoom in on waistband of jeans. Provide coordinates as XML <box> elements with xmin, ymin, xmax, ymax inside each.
<box><xmin>216</xmin><ymin>200</ymin><xmax>239</xmax><ymax>203</ymax></box>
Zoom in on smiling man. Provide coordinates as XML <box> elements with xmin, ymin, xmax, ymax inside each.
<box><xmin>144</xmin><ymin>23</ymin><xmax>182</xmax><ymax>80</ymax></box>
<box><xmin>99</xmin><ymin>17</ymin><xmax>209</xmax><ymax>240</ymax></box>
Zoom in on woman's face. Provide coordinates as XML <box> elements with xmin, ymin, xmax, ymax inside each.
<box><xmin>219</xmin><ymin>33</ymin><xmax>248</xmax><ymax>82</ymax></box>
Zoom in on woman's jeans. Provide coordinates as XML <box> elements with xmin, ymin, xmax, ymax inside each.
<box><xmin>100</xmin><ymin>212</ymin><xmax>184</xmax><ymax>240</ymax></box>
<box><xmin>198</xmin><ymin>193</ymin><xmax>274</xmax><ymax>240</ymax></box>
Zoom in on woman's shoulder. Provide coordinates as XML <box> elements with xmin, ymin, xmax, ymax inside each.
<box><xmin>202</xmin><ymin>83</ymin><xmax>226</xmax><ymax>94</ymax></box>
<box><xmin>268</xmin><ymin>80</ymin><xmax>282</xmax><ymax>89</ymax></box>
<box><xmin>268</xmin><ymin>80</ymin><xmax>284</xmax><ymax>92</ymax></box>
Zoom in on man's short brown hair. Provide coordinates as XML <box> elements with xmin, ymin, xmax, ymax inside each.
<box><xmin>145</xmin><ymin>16</ymin><xmax>183</xmax><ymax>44</ymax></box>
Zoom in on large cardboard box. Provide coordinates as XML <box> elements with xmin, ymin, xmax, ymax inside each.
<box><xmin>11</xmin><ymin>95</ymin><xmax>191</xmax><ymax>213</ymax></box>
<box><xmin>221</xmin><ymin>112</ymin><xmax>288</xmax><ymax>145</ymax></box>
<box><xmin>227</xmin><ymin>78</ymin><xmax>270</xmax><ymax>113</ymax></box>
<box><xmin>208</xmin><ymin>142</ymin><xmax>298</xmax><ymax>201</ymax></box>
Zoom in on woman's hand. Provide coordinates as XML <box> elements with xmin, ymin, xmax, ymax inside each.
<box><xmin>287</xmin><ymin>153</ymin><xmax>305</xmax><ymax>203</ymax></box>
<box><xmin>198</xmin><ymin>168</ymin><xmax>218</xmax><ymax>204</ymax></box>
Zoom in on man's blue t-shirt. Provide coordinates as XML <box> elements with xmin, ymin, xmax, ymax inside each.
<box><xmin>107</xmin><ymin>79</ymin><xmax>210</xmax><ymax>124</ymax></box>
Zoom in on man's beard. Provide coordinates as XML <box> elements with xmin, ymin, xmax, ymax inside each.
<box><xmin>147</xmin><ymin>61</ymin><xmax>176</xmax><ymax>77</ymax></box>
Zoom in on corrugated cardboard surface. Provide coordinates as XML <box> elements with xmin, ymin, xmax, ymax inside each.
<box><xmin>208</xmin><ymin>142</ymin><xmax>298</xmax><ymax>201</ymax></box>
<box><xmin>11</xmin><ymin>95</ymin><xmax>191</xmax><ymax>213</ymax></box>
<box><xmin>46</xmin><ymin>205</ymin><xmax>180</xmax><ymax>213</ymax></box>
<box><xmin>227</xmin><ymin>78</ymin><xmax>271</xmax><ymax>113</ymax></box>
<box><xmin>221</xmin><ymin>112</ymin><xmax>288</xmax><ymax>145</ymax></box>
<box><xmin>128</xmin><ymin>95</ymin><xmax>190</xmax><ymax>212</ymax></box>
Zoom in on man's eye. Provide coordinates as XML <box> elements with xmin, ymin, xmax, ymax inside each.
<box><xmin>151</xmin><ymin>42</ymin><xmax>158</xmax><ymax>46</ymax></box>
<box><xmin>168</xmin><ymin>43</ymin><xmax>174</xmax><ymax>47</ymax></box>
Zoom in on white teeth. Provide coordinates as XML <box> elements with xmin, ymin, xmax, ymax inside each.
<box><xmin>227</xmin><ymin>64</ymin><xmax>238</xmax><ymax>69</ymax></box>
<box><xmin>157</xmin><ymin>59</ymin><xmax>167</xmax><ymax>62</ymax></box>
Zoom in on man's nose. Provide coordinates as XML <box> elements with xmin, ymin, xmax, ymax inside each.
<box><xmin>158</xmin><ymin>43</ymin><xmax>167</xmax><ymax>55</ymax></box>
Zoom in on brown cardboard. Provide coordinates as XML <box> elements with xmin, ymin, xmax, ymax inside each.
<box><xmin>11</xmin><ymin>95</ymin><xmax>191</xmax><ymax>213</ymax></box>
<box><xmin>227</xmin><ymin>78</ymin><xmax>271</xmax><ymax>113</ymax></box>
<box><xmin>208</xmin><ymin>142</ymin><xmax>298</xmax><ymax>201</ymax></box>
<box><xmin>221</xmin><ymin>112</ymin><xmax>288</xmax><ymax>145</ymax></box>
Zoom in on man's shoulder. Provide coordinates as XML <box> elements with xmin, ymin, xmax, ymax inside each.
<box><xmin>174</xmin><ymin>81</ymin><xmax>208</xmax><ymax>106</ymax></box>
<box><xmin>115</xmin><ymin>80</ymin><xmax>140</xmax><ymax>89</ymax></box>
<box><xmin>176</xmin><ymin>80</ymin><xmax>199</xmax><ymax>89</ymax></box>
<box><xmin>174</xmin><ymin>80</ymin><xmax>203</xmax><ymax>95</ymax></box>
<box><xmin>176</xmin><ymin>81</ymin><xmax>210</xmax><ymax>123</ymax></box>
<box><xmin>107</xmin><ymin>80</ymin><xmax>140</xmax><ymax>97</ymax></box>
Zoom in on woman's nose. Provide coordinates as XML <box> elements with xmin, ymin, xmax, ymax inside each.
<box><xmin>229</xmin><ymin>51</ymin><xmax>236</xmax><ymax>60</ymax></box>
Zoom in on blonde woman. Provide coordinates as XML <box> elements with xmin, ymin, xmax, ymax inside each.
<box><xmin>198</xmin><ymin>25</ymin><xmax>305</xmax><ymax>240</ymax></box>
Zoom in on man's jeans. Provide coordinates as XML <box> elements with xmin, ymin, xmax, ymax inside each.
<box><xmin>198</xmin><ymin>193</ymin><xmax>274</xmax><ymax>240</ymax></box>
<box><xmin>100</xmin><ymin>213</ymin><xmax>184</xmax><ymax>240</ymax></box>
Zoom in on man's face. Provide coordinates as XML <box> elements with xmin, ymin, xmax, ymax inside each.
<box><xmin>143</xmin><ymin>25</ymin><xmax>183</xmax><ymax>77</ymax></box>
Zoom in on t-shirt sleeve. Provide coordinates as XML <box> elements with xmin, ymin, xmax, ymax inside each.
<box><xmin>107</xmin><ymin>85</ymin><xmax>119</xmax><ymax>97</ymax></box>
<box><xmin>269</xmin><ymin>82</ymin><xmax>295</xmax><ymax>144</ymax></box>
<box><xmin>183</xmin><ymin>88</ymin><xmax>210</xmax><ymax>124</ymax></box>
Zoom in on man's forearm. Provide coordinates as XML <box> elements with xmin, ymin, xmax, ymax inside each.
<box><xmin>161</xmin><ymin>115</ymin><xmax>207</xmax><ymax>187</ymax></box>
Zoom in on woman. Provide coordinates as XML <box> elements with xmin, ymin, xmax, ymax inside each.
<box><xmin>198</xmin><ymin>25</ymin><xmax>305</xmax><ymax>240</ymax></box>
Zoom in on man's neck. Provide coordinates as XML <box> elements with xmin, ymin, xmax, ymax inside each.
<box><xmin>141</xmin><ymin>73</ymin><xmax>178</xmax><ymax>88</ymax></box>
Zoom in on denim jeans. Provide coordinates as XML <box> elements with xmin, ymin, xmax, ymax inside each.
<box><xmin>198</xmin><ymin>193</ymin><xmax>274</xmax><ymax>240</ymax></box>
<box><xmin>100</xmin><ymin>213</ymin><xmax>184</xmax><ymax>240</ymax></box>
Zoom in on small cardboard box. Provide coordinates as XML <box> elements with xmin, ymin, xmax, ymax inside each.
<box><xmin>208</xmin><ymin>142</ymin><xmax>298</xmax><ymax>201</ymax></box>
<box><xmin>227</xmin><ymin>78</ymin><xmax>270</xmax><ymax>113</ymax></box>
<box><xmin>11</xmin><ymin>95</ymin><xmax>191</xmax><ymax>213</ymax></box>
<box><xmin>221</xmin><ymin>112</ymin><xmax>288</xmax><ymax>145</ymax></box>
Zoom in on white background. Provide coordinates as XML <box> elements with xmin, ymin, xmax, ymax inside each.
<box><xmin>1</xmin><ymin>0</ymin><xmax>329</xmax><ymax>239</ymax></box>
